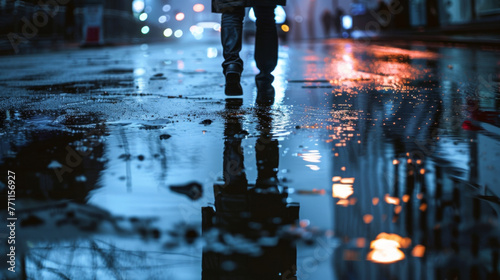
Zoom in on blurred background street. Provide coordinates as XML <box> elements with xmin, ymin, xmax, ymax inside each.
<box><xmin>0</xmin><ymin>1</ymin><xmax>500</xmax><ymax>280</ymax></box>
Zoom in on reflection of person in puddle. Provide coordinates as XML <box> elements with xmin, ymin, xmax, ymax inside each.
<box><xmin>212</xmin><ymin>0</ymin><xmax>285</xmax><ymax>102</ymax></box>
<box><xmin>202</xmin><ymin>100</ymin><xmax>298</xmax><ymax>279</ymax></box>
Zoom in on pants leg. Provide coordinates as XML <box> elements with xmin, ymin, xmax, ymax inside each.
<box><xmin>221</xmin><ymin>7</ymin><xmax>245</xmax><ymax>75</ymax></box>
<box><xmin>253</xmin><ymin>6</ymin><xmax>278</xmax><ymax>84</ymax></box>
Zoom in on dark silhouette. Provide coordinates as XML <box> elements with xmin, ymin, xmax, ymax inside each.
<box><xmin>321</xmin><ymin>10</ymin><xmax>333</xmax><ymax>38</ymax></box>
<box><xmin>202</xmin><ymin>100</ymin><xmax>299</xmax><ymax>279</ymax></box>
<box><xmin>212</xmin><ymin>0</ymin><xmax>286</xmax><ymax>99</ymax></box>
<box><xmin>334</xmin><ymin>8</ymin><xmax>344</xmax><ymax>35</ymax></box>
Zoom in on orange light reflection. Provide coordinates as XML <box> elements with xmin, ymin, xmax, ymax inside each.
<box><xmin>384</xmin><ymin>194</ymin><xmax>400</xmax><ymax>205</ymax></box>
<box><xmin>412</xmin><ymin>245</ymin><xmax>426</xmax><ymax>257</ymax></box>
<box><xmin>332</xmin><ymin>184</ymin><xmax>353</xmax><ymax>199</ymax></box>
<box><xmin>367</xmin><ymin>233</ymin><xmax>409</xmax><ymax>264</ymax></box>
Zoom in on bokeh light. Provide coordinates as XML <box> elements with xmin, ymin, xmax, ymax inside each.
<box><xmin>132</xmin><ymin>0</ymin><xmax>145</xmax><ymax>13</ymax></box>
<box><xmin>174</xmin><ymin>30</ymin><xmax>183</xmax><ymax>38</ymax></box>
<box><xmin>141</xmin><ymin>26</ymin><xmax>150</xmax><ymax>34</ymax></box>
<box><xmin>163</xmin><ymin>28</ymin><xmax>173</xmax><ymax>37</ymax></box>
<box><xmin>175</xmin><ymin>13</ymin><xmax>185</xmax><ymax>21</ymax></box>
<box><xmin>193</xmin><ymin>4</ymin><xmax>204</xmax><ymax>12</ymax></box>
<box><xmin>249</xmin><ymin>6</ymin><xmax>286</xmax><ymax>24</ymax></box>
<box><xmin>162</xmin><ymin>4</ymin><xmax>171</xmax><ymax>12</ymax></box>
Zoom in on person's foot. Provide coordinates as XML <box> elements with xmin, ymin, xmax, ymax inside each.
<box><xmin>256</xmin><ymin>81</ymin><xmax>275</xmax><ymax>105</ymax></box>
<box><xmin>225</xmin><ymin>72</ymin><xmax>243</xmax><ymax>96</ymax></box>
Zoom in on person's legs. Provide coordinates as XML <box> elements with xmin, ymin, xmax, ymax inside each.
<box><xmin>221</xmin><ymin>7</ymin><xmax>245</xmax><ymax>95</ymax></box>
<box><xmin>253</xmin><ymin>6</ymin><xmax>278</xmax><ymax>87</ymax></box>
<box><xmin>221</xmin><ymin>7</ymin><xmax>245</xmax><ymax>76</ymax></box>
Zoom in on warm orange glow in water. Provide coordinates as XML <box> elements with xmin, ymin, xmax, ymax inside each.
<box><xmin>356</xmin><ymin>238</ymin><xmax>366</xmax><ymax>248</ymax></box>
<box><xmin>367</xmin><ymin>233</ymin><xmax>408</xmax><ymax>264</ymax></box>
<box><xmin>363</xmin><ymin>214</ymin><xmax>373</xmax><ymax>224</ymax></box>
<box><xmin>402</xmin><ymin>194</ymin><xmax>410</xmax><ymax>203</ymax></box>
<box><xmin>343</xmin><ymin>249</ymin><xmax>359</xmax><ymax>261</ymax></box>
<box><xmin>340</xmin><ymin>177</ymin><xmax>355</xmax><ymax>184</ymax></box>
<box><xmin>412</xmin><ymin>245</ymin><xmax>426</xmax><ymax>257</ymax></box>
<box><xmin>384</xmin><ymin>194</ymin><xmax>400</xmax><ymax>205</ymax></box>
<box><xmin>419</xmin><ymin>203</ymin><xmax>427</xmax><ymax>211</ymax></box>
<box><xmin>312</xmin><ymin>188</ymin><xmax>326</xmax><ymax>195</ymax></box>
<box><xmin>332</xmin><ymin>176</ymin><xmax>341</xmax><ymax>182</ymax></box>
<box><xmin>372</xmin><ymin>197</ymin><xmax>379</xmax><ymax>205</ymax></box>
<box><xmin>336</xmin><ymin>199</ymin><xmax>349</xmax><ymax>206</ymax></box>
<box><xmin>332</xmin><ymin>184</ymin><xmax>353</xmax><ymax>199</ymax></box>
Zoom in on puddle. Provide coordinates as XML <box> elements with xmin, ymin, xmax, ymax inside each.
<box><xmin>0</xmin><ymin>41</ymin><xmax>499</xmax><ymax>279</ymax></box>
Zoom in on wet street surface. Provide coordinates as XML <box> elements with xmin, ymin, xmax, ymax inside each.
<box><xmin>0</xmin><ymin>38</ymin><xmax>499</xmax><ymax>279</ymax></box>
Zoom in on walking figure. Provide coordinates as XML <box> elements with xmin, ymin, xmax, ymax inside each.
<box><xmin>212</xmin><ymin>0</ymin><xmax>286</xmax><ymax>102</ymax></box>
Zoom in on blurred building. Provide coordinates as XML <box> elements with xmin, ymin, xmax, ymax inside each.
<box><xmin>0</xmin><ymin>0</ymin><xmax>143</xmax><ymax>53</ymax></box>
<box><xmin>1</xmin><ymin>0</ymin><xmax>499</xmax><ymax>52</ymax></box>
<box><xmin>285</xmin><ymin>0</ymin><xmax>500</xmax><ymax>40</ymax></box>
<box><xmin>347</xmin><ymin>0</ymin><xmax>500</xmax><ymax>33</ymax></box>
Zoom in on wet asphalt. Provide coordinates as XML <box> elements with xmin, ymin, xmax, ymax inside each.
<box><xmin>0</xmin><ymin>37</ymin><xmax>500</xmax><ymax>279</ymax></box>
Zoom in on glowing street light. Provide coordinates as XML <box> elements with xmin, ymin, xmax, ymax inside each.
<box><xmin>139</xmin><ymin>13</ymin><xmax>148</xmax><ymax>21</ymax></box>
<box><xmin>141</xmin><ymin>26</ymin><xmax>150</xmax><ymax>34</ymax></box>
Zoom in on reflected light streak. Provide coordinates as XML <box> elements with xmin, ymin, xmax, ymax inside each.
<box><xmin>299</xmin><ymin>150</ymin><xmax>321</xmax><ymax>163</ymax></box>
<box><xmin>306</xmin><ymin>164</ymin><xmax>320</xmax><ymax>171</ymax></box>
<box><xmin>332</xmin><ymin>183</ymin><xmax>353</xmax><ymax>199</ymax></box>
<box><xmin>336</xmin><ymin>199</ymin><xmax>349</xmax><ymax>206</ymax></box>
<box><xmin>332</xmin><ymin>176</ymin><xmax>341</xmax><ymax>182</ymax></box>
<box><xmin>340</xmin><ymin>177</ymin><xmax>354</xmax><ymax>184</ymax></box>
<box><xmin>384</xmin><ymin>194</ymin><xmax>400</xmax><ymax>205</ymax></box>
<box><xmin>269</xmin><ymin>49</ymin><xmax>288</xmax><ymax>106</ymax></box>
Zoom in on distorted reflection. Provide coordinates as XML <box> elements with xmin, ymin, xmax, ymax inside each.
<box><xmin>202</xmin><ymin>100</ymin><xmax>299</xmax><ymax>280</ymax></box>
<box><xmin>332</xmin><ymin>183</ymin><xmax>353</xmax><ymax>200</ymax></box>
<box><xmin>367</xmin><ymin>233</ymin><xmax>410</xmax><ymax>264</ymax></box>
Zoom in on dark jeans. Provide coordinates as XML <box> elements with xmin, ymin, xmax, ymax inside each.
<box><xmin>221</xmin><ymin>6</ymin><xmax>278</xmax><ymax>84</ymax></box>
